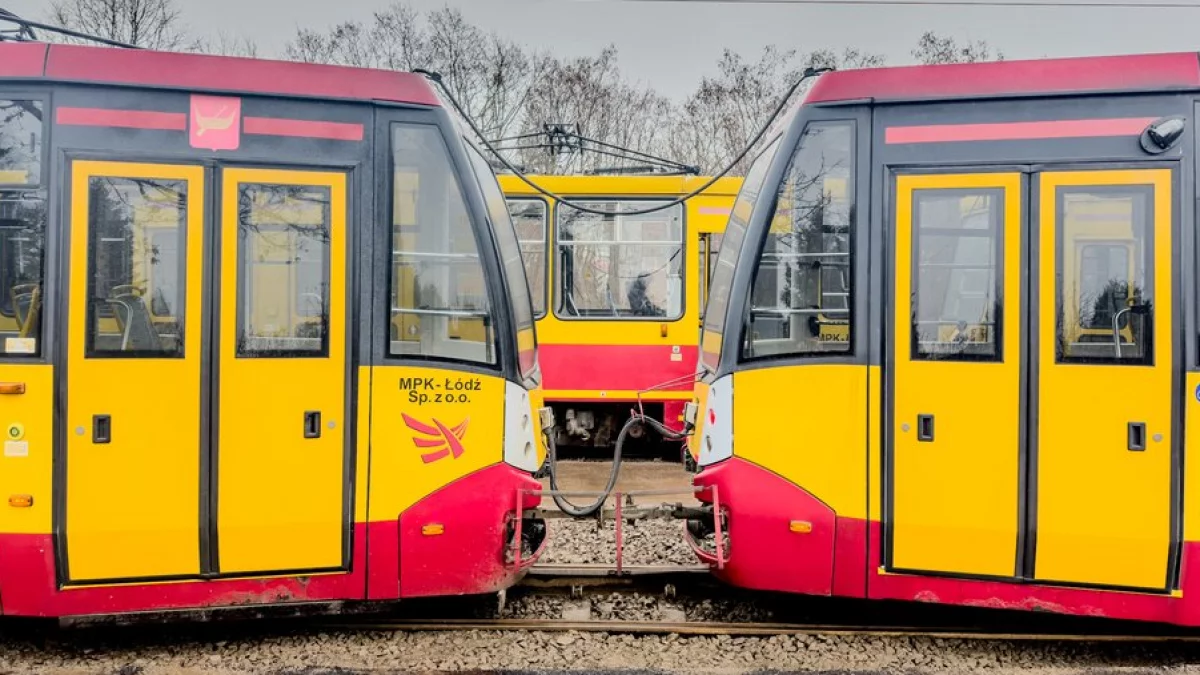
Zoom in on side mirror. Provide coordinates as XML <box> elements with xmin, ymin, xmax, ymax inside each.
<box><xmin>1140</xmin><ymin>116</ymin><xmax>1185</xmax><ymax>154</ymax></box>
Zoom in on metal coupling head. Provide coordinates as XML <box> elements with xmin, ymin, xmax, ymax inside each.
<box><xmin>682</xmin><ymin>401</ymin><xmax>699</xmax><ymax>431</ymax></box>
<box><xmin>537</xmin><ymin>406</ymin><xmax>555</xmax><ymax>433</ymax></box>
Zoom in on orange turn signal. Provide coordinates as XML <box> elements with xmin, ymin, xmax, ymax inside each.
<box><xmin>421</xmin><ymin>524</ymin><xmax>444</xmax><ymax>536</ymax></box>
<box><xmin>0</xmin><ymin>382</ymin><xmax>26</xmax><ymax>395</ymax></box>
<box><xmin>789</xmin><ymin>520</ymin><xmax>812</xmax><ymax>534</ymax></box>
<box><xmin>9</xmin><ymin>494</ymin><xmax>32</xmax><ymax>508</ymax></box>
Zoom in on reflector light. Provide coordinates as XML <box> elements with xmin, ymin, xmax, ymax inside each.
<box><xmin>421</xmin><ymin>524</ymin><xmax>445</xmax><ymax>536</ymax></box>
<box><xmin>0</xmin><ymin>382</ymin><xmax>26</xmax><ymax>395</ymax></box>
<box><xmin>789</xmin><ymin>520</ymin><xmax>812</xmax><ymax>533</ymax></box>
<box><xmin>8</xmin><ymin>494</ymin><xmax>32</xmax><ymax>508</ymax></box>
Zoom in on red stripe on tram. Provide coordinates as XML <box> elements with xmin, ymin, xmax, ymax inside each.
<box><xmin>243</xmin><ymin>117</ymin><xmax>365</xmax><ymax>141</ymax></box>
<box><xmin>885</xmin><ymin>117</ymin><xmax>1157</xmax><ymax>144</ymax></box>
<box><xmin>56</xmin><ymin>107</ymin><xmax>187</xmax><ymax>131</ymax></box>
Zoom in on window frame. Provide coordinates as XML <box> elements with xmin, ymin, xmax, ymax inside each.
<box><xmin>1054</xmin><ymin>183</ymin><xmax>1156</xmax><ymax>367</ymax></box>
<box><xmin>737</xmin><ymin>117</ymin><xmax>860</xmax><ymax>365</ymax></box>
<box><xmin>909</xmin><ymin>186</ymin><xmax>1005</xmax><ymax>363</ymax></box>
<box><xmin>0</xmin><ymin>93</ymin><xmax>49</xmax><ymax>190</ymax></box>
<box><xmin>505</xmin><ymin>196</ymin><xmax>550</xmax><ymax>320</ymax></box>
<box><xmin>234</xmin><ymin>181</ymin><xmax>334</xmax><ymax>359</ymax></box>
<box><xmin>380</xmin><ymin>117</ymin><xmax>505</xmax><ymax>372</ymax></box>
<box><xmin>552</xmin><ymin>196</ymin><xmax>687</xmax><ymax>323</ymax></box>
<box><xmin>84</xmin><ymin>174</ymin><xmax>190</xmax><ymax>360</ymax></box>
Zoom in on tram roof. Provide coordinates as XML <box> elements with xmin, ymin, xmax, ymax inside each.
<box><xmin>0</xmin><ymin>41</ymin><xmax>440</xmax><ymax>106</ymax></box>
<box><xmin>805</xmin><ymin>51</ymin><xmax>1200</xmax><ymax>105</ymax></box>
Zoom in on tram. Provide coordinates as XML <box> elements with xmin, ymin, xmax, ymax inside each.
<box><xmin>685</xmin><ymin>51</ymin><xmax>1200</xmax><ymax>625</ymax></box>
<box><xmin>0</xmin><ymin>40</ymin><xmax>546</xmax><ymax>618</ymax></box>
<box><xmin>497</xmin><ymin>174</ymin><xmax>740</xmax><ymax>460</ymax></box>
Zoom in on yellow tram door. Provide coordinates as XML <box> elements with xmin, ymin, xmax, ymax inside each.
<box><xmin>215</xmin><ymin>168</ymin><xmax>349</xmax><ymax>574</ymax></box>
<box><xmin>65</xmin><ymin>161</ymin><xmax>206</xmax><ymax>582</ymax></box>
<box><xmin>890</xmin><ymin>173</ymin><xmax>1023</xmax><ymax>578</ymax></box>
<box><xmin>1032</xmin><ymin>169</ymin><xmax>1173</xmax><ymax>590</ymax></box>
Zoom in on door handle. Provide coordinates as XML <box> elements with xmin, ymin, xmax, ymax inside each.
<box><xmin>1128</xmin><ymin>422</ymin><xmax>1146</xmax><ymax>452</ymax></box>
<box><xmin>92</xmin><ymin>414</ymin><xmax>111</xmax><ymax>444</ymax></box>
<box><xmin>304</xmin><ymin>411</ymin><xmax>321</xmax><ymax>439</ymax></box>
<box><xmin>917</xmin><ymin>414</ymin><xmax>934</xmax><ymax>442</ymax></box>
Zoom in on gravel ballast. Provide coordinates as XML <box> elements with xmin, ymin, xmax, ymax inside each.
<box><xmin>6</xmin><ymin>624</ymin><xmax>1200</xmax><ymax>674</ymax></box>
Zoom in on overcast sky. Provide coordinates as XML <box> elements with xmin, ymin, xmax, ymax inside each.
<box><xmin>9</xmin><ymin>0</ymin><xmax>1200</xmax><ymax>99</ymax></box>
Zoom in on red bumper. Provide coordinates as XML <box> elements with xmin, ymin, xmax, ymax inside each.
<box><xmin>397</xmin><ymin>463</ymin><xmax>544</xmax><ymax>598</ymax></box>
<box><xmin>688</xmin><ymin>457</ymin><xmax>839</xmax><ymax>596</ymax></box>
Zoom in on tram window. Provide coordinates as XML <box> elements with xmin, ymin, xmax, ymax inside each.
<box><xmin>1057</xmin><ymin>188</ymin><xmax>1152</xmax><ymax>365</ymax></box>
<box><xmin>86</xmin><ymin>177</ymin><xmax>187</xmax><ymax>357</ymax></box>
<box><xmin>465</xmin><ymin>144</ymin><xmax>537</xmax><ymax>378</ymax></box>
<box><xmin>0</xmin><ymin>100</ymin><xmax>43</xmax><ymax>187</ymax></box>
<box><xmin>507</xmin><ymin>199</ymin><xmax>547</xmax><ymax>318</ymax></box>
<box><xmin>742</xmin><ymin>122</ymin><xmax>853</xmax><ymax>360</ymax></box>
<box><xmin>0</xmin><ymin>196</ymin><xmax>45</xmax><ymax>355</ymax></box>
<box><xmin>702</xmin><ymin>136</ymin><xmax>781</xmax><ymax>370</ymax></box>
<box><xmin>911</xmin><ymin>189</ymin><xmax>1002</xmax><ymax>361</ymax></box>
<box><xmin>235</xmin><ymin>184</ymin><xmax>331</xmax><ymax>358</ymax></box>
<box><xmin>389</xmin><ymin>124</ymin><xmax>495</xmax><ymax>365</ymax></box>
<box><xmin>556</xmin><ymin>200</ymin><xmax>684</xmax><ymax>320</ymax></box>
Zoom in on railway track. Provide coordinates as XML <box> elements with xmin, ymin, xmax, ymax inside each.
<box><xmin>318</xmin><ymin>616</ymin><xmax>1200</xmax><ymax>643</ymax></box>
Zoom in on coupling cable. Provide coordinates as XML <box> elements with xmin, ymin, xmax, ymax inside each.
<box><xmin>541</xmin><ymin>410</ymin><xmax>691</xmax><ymax>518</ymax></box>
<box><xmin>414</xmin><ymin>65</ymin><xmax>832</xmax><ymax>217</ymax></box>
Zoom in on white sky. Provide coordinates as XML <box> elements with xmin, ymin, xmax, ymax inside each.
<box><xmin>9</xmin><ymin>0</ymin><xmax>1200</xmax><ymax>100</ymax></box>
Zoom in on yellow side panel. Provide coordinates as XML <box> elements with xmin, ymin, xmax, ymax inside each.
<box><xmin>890</xmin><ymin>173</ymin><xmax>1022</xmax><ymax>578</ymax></box>
<box><xmin>1184</xmin><ymin>372</ymin><xmax>1200</xmax><ymax>543</ymax></box>
<box><xmin>0</xmin><ymin>365</ymin><xmax>53</xmax><ymax>534</ymax></box>
<box><xmin>217</xmin><ymin>168</ymin><xmax>348</xmax><ymax>574</ymax></box>
<box><xmin>867</xmin><ymin>365</ymin><xmax>882</xmax><ymax>523</ymax></box>
<box><xmin>733</xmin><ymin>365</ymin><xmax>868</xmax><ymax>519</ymax></box>
<box><xmin>1033</xmin><ymin>170</ymin><xmax>1173</xmax><ymax>590</ymax></box>
<box><xmin>65</xmin><ymin>161</ymin><xmax>204</xmax><ymax>581</ymax></box>
<box><xmin>355</xmin><ymin>366</ymin><xmax>372</xmax><ymax>523</ymax></box>
<box><xmin>368</xmin><ymin>366</ymin><xmax>504</xmax><ymax>519</ymax></box>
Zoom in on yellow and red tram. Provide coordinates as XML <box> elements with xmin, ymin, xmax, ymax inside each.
<box><xmin>497</xmin><ymin>174</ymin><xmax>740</xmax><ymax>459</ymax></box>
<box><xmin>0</xmin><ymin>41</ymin><xmax>545</xmax><ymax>617</ymax></box>
<box><xmin>687</xmin><ymin>52</ymin><xmax>1200</xmax><ymax>625</ymax></box>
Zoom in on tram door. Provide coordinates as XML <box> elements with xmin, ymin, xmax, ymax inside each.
<box><xmin>65</xmin><ymin>161</ymin><xmax>207</xmax><ymax>582</ymax></box>
<box><xmin>890</xmin><ymin>173</ymin><xmax>1023</xmax><ymax>578</ymax></box>
<box><xmin>215</xmin><ymin>168</ymin><xmax>348</xmax><ymax>574</ymax></box>
<box><xmin>1032</xmin><ymin>169</ymin><xmax>1173</xmax><ymax>590</ymax></box>
<box><xmin>889</xmin><ymin>168</ymin><xmax>1175</xmax><ymax>590</ymax></box>
<box><xmin>64</xmin><ymin>162</ymin><xmax>349</xmax><ymax>582</ymax></box>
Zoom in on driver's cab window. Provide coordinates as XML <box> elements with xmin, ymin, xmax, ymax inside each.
<box><xmin>743</xmin><ymin>121</ymin><xmax>854</xmax><ymax>359</ymax></box>
<box><xmin>389</xmin><ymin>124</ymin><xmax>495</xmax><ymax>365</ymax></box>
<box><xmin>555</xmin><ymin>200</ymin><xmax>684</xmax><ymax>320</ymax></box>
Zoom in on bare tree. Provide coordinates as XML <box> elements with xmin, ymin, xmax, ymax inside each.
<box><xmin>515</xmin><ymin>46</ymin><xmax>673</xmax><ymax>174</ymax></box>
<box><xmin>282</xmin><ymin>4</ymin><xmax>546</xmax><ymax>143</ymax></box>
<box><xmin>47</xmin><ymin>0</ymin><xmax>192</xmax><ymax>50</ymax></box>
<box><xmin>912</xmin><ymin>30</ymin><xmax>1004</xmax><ymax>64</ymax></box>
<box><xmin>668</xmin><ymin>46</ymin><xmax>884</xmax><ymax>175</ymax></box>
<box><xmin>193</xmin><ymin>31</ymin><xmax>258</xmax><ymax>58</ymax></box>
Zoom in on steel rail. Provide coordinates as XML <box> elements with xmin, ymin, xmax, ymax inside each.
<box><xmin>317</xmin><ymin>617</ymin><xmax>1200</xmax><ymax>642</ymax></box>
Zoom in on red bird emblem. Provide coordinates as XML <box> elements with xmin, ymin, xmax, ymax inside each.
<box><xmin>403</xmin><ymin>413</ymin><xmax>469</xmax><ymax>464</ymax></box>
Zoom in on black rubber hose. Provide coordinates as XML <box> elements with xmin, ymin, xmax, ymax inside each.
<box><xmin>542</xmin><ymin>412</ymin><xmax>689</xmax><ymax>518</ymax></box>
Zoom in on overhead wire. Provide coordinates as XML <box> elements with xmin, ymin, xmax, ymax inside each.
<box><xmin>587</xmin><ymin>0</ymin><xmax>1200</xmax><ymax>7</ymax></box>
<box><xmin>414</xmin><ymin>65</ymin><xmax>831</xmax><ymax>216</ymax></box>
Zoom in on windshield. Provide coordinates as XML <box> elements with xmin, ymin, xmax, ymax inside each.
<box><xmin>464</xmin><ymin>142</ymin><xmax>539</xmax><ymax>382</ymax></box>
<box><xmin>699</xmin><ymin>135</ymin><xmax>782</xmax><ymax>372</ymax></box>
<box><xmin>556</xmin><ymin>200</ymin><xmax>684</xmax><ymax>320</ymax></box>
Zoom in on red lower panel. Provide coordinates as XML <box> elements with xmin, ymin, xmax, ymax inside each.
<box><xmin>397</xmin><ymin>463</ymin><xmax>543</xmax><ymax>598</ymax></box>
<box><xmin>865</xmin><ymin>523</ymin><xmax>1200</xmax><ymax>625</ymax></box>
<box><xmin>692</xmin><ymin>458</ymin><xmax>837</xmax><ymax>595</ymax></box>
<box><xmin>538</xmin><ymin>344</ymin><xmax>698</xmax><ymax>393</ymax></box>
<box><xmin>0</xmin><ymin>525</ymin><xmax>368</xmax><ymax>618</ymax></box>
<box><xmin>691</xmin><ymin>457</ymin><xmax>1200</xmax><ymax>626</ymax></box>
